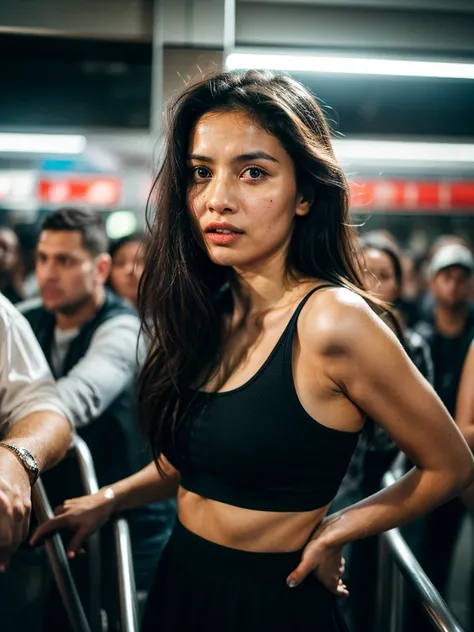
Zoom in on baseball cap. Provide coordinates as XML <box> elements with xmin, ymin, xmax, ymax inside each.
<box><xmin>429</xmin><ymin>243</ymin><xmax>474</xmax><ymax>278</ymax></box>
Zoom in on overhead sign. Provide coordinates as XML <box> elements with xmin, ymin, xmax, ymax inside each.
<box><xmin>38</xmin><ymin>177</ymin><xmax>121</xmax><ymax>207</ymax></box>
<box><xmin>350</xmin><ymin>180</ymin><xmax>474</xmax><ymax>212</ymax></box>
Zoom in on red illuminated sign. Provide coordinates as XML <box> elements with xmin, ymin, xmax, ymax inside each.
<box><xmin>39</xmin><ymin>178</ymin><xmax>121</xmax><ymax>207</ymax></box>
<box><xmin>350</xmin><ymin>180</ymin><xmax>474</xmax><ymax>212</ymax></box>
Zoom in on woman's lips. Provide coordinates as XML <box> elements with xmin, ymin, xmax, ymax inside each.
<box><xmin>204</xmin><ymin>232</ymin><xmax>243</xmax><ymax>245</ymax></box>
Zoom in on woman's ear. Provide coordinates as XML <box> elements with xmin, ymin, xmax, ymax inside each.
<box><xmin>295</xmin><ymin>190</ymin><xmax>313</xmax><ymax>217</ymax></box>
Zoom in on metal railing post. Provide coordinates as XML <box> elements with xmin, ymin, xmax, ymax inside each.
<box><xmin>114</xmin><ymin>519</ymin><xmax>139</xmax><ymax>632</ymax></box>
<box><xmin>71</xmin><ymin>436</ymin><xmax>139</xmax><ymax>632</ymax></box>
<box><xmin>32</xmin><ymin>479</ymin><xmax>91</xmax><ymax>632</ymax></box>
<box><xmin>380</xmin><ymin>469</ymin><xmax>465</xmax><ymax>632</ymax></box>
<box><xmin>69</xmin><ymin>437</ymin><xmax>102</xmax><ymax>632</ymax></box>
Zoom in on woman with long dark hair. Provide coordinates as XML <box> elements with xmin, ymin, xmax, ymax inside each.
<box><xmin>33</xmin><ymin>70</ymin><xmax>473</xmax><ymax>631</ymax></box>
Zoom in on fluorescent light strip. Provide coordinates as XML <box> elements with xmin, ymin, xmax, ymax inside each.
<box><xmin>333</xmin><ymin>140</ymin><xmax>474</xmax><ymax>163</ymax></box>
<box><xmin>226</xmin><ymin>53</ymin><xmax>474</xmax><ymax>80</ymax></box>
<box><xmin>0</xmin><ymin>134</ymin><xmax>87</xmax><ymax>154</ymax></box>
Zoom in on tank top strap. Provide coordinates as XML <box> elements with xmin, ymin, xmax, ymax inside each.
<box><xmin>279</xmin><ymin>283</ymin><xmax>338</xmax><ymax>368</ymax></box>
<box><xmin>287</xmin><ymin>284</ymin><xmax>338</xmax><ymax>329</ymax></box>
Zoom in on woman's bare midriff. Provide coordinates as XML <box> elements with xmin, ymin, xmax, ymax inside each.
<box><xmin>177</xmin><ymin>488</ymin><xmax>330</xmax><ymax>552</ymax></box>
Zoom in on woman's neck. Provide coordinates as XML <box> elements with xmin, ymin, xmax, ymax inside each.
<box><xmin>231</xmin><ymin>259</ymin><xmax>308</xmax><ymax>316</ymax></box>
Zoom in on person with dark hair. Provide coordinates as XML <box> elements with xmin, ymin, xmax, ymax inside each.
<box><xmin>33</xmin><ymin>71</ymin><xmax>473</xmax><ymax>632</ymax></box>
<box><xmin>20</xmin><ymin>207</ymin><xmax>175</xmax><ymax>630</ymax></box>
<box><xmin>0</xmin><ymin>227</ymin><xmax>24</xmax><ymax>303</ymax></box>
<box><xmin>361</xmin><ymin>234</ymin><xmax>433</xmax><ymax>380</ymax></box>
<box><xmin>108</xmin><ymin>232</ymin><xmax>146</xmax><ymax>308</ymax></box>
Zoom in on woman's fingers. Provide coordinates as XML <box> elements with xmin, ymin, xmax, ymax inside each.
<box><xmin>337</xmin><ymin>579</ymin><xmax>350</xmax><ymax>599</ymax></box>
<box><xmin>286</xmin><ymin>555</ymin><xmax>314</xmax><ymax>588</ymax></box>
<box><xmin>30</xmin><ymin>514</ymin><xmax>70</xmax><ymax>546</ymax></box>
<box><xmin>65</xmin><ymin>527</ymin><xmax>90</xmax><ymax>558</ymax></box>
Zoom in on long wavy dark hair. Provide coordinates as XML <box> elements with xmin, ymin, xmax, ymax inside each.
<box><xmin>138</xmin><ymin>69</ymin><xmax>392</xmax><ymax>466</ymax></box>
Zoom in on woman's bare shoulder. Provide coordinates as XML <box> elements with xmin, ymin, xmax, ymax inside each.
<box><xmin>301</xmin><ymin>285</ymin><xmax>395</xmax><ymax>357</ymax></box>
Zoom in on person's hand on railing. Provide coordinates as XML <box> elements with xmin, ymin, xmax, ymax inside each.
<box><xmin>30</xmin><ymin>489</ymin><xmax>116</xmax><ymax>559</ymax></box>
<box><xmin>0</xmin><ymin>449</ymin><xmax>32</xmax><ymax>571</ymax></box>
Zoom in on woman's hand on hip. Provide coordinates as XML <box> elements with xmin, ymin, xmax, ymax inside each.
<box><xmin>286</xmin><ymin>535</ymin><xmax>349</xmax><ymax>598</ymax></box>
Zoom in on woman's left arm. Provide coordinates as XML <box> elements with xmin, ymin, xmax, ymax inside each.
<box><xmin>288</xmin><ymin>290</ymin><xmax>474</xmax><ymax>588</ymax></box>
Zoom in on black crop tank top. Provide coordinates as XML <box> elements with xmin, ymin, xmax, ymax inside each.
<box><xmin>163</xmin><ymin>285</ymin><xmax>360</xmax><ymax>512</ymax></box>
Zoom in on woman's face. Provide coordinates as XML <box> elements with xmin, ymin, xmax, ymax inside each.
<box><xmin>186</xmin><ymin>109</ymin><xmax>310</xmax><ymax>272</ymax></box>
<box><xmin>363</xmin><ymin>248</ymin><xmax>400</xmax><ymax>303</ymax></box>
<box><xmin>109</xmin><ymin>240</ymin><xmax>145</xmax><ymax>305</ymax></box>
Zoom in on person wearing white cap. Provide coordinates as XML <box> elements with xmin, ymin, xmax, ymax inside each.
<box><xmin>413</xmin><ymin>242</ymin><xmax>474</xmax><ymax>631</ymax></box>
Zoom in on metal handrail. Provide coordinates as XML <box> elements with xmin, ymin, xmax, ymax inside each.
<box><xmin>378</xmin><ymin>467</ymin><xmax>465</xmax><ymax>632</ymax></box>
<box><xmin>31</xmin><ymin>479</ymin><xmax>91</xmax><ymax>632</ymax></box>
<box><xmin>114</xmin><ymin>518</ymin><xmax>139</xmax><ymax>632</ymax></box>
<box><xmin>70</xmin><ymin>436</ymin><xmax>140</xmax><ymax>632</ymax></box>
<box><xmin>33</xmin><ymin>437</ymin><xmax>139</xmax><ymax>632</ymax></box>
<box><xmin>69</xmin><ymin>437</ymin><xmax>103</xmax><ymax>632</ymax></box>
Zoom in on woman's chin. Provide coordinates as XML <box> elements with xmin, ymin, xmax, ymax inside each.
<box><xmin>208</xmin><ymin>251</ymin><xmax>244</xmax><ymax>268</ymax></box>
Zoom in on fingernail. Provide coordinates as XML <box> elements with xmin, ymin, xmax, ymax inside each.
<box><xmin>287</xmin><ymin>579</ymin><xmax>297</xmax><ymax>588</ymax></box>
<box><xmin>0</xmin><ymin>565</ymin><xmax>5</xmax><ymax>572</ymax></box>
<box><xmin>67</xmin><ymin>551</ymin><xmax>75</xmax><ymax>559</ymax></box>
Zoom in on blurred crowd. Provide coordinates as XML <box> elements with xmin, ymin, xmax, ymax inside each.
<box><xmin>0</xmin><ymin>223</ymin><xmax>146</xmax><ymax>310</ymax></box>
<box><xmin>335</xmin><ymin>229</ymin><xmax>474</xmax><ymax>632</ymax></box>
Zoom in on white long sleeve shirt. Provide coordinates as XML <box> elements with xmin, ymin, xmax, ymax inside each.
<box><xmin>50</xmin><ymin>314</ymin><xmax>141</xmax><ymax>428</ymax></box>
<box><xmin>0</xmin><ymin>293</ymin><xmax>67</xmax><ymax>435</ymax></box>
<box><xmin>17</xmin><ymin>297</ymin><xmax>143</xmax><ymax>430</ymax></box>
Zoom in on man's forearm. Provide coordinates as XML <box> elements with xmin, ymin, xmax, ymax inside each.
<box><xmin>3</xmin><ymin>411</ymin><xmax>72</xmax><ymax>473</ymax></box>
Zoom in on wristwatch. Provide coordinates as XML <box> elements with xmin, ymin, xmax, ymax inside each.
<box><xmin>0</xmin><ymin>443</ymin><xmax>40</xmax><ymax>486</ymax></box>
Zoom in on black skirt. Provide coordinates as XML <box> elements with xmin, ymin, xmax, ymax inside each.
<box><xmin>141</xmin><ymin>520</ymin><xmax>349</xmax><ymax>632</ymax></box>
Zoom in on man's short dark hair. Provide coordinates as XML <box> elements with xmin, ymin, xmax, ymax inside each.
<box><xmin>41</xmin><ymin>207</ymin><xmax>109</xmax><ymax>256</ymax></box>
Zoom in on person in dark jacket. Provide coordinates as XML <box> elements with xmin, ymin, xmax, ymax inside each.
<box><xmin>22</xmin><ymin>208</ymin><xmax>176</xmax><ymax>631</ymax></box>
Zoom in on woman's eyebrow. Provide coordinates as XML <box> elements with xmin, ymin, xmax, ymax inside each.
<box><xmin>186</xmin><ymin>151</ymin><xmax>279</xmax><ymax>164</ymax></box>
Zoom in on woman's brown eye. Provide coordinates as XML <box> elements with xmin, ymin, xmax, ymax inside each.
<box><xmin>248</xmin><ymin>168</ymin><xmax>263</xmax><ymax>179</ymax></box>
<box><xmin>196</xmin><ymin>167</ymin><xmax>209</xmax><ymax>179</ymax></box>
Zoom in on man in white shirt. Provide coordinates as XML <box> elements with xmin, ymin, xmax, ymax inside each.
<box><xmin>0</xmin><ymin>292</ymin><xmax>71</xmax><ymax>570</ymax></box>
<box><xmin>0</xmin><ymin>291</ymin><xmax>72</xmax><ymax>632</ymax></box>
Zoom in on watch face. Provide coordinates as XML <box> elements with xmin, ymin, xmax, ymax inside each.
<box><xmin>19</xmin><ymin>449</ymin><xmax>36</xmax><ymax>469</ymax></box>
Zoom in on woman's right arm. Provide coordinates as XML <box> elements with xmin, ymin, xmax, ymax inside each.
<box><xmin>30</xmin><ymin>456</ymin><xmax>179</xmax><ymax>556</ymax></box>
<box><xmin>105</xmin><ymin>456</ymin><xmax>179</xmax><ymax>513</ymax></box>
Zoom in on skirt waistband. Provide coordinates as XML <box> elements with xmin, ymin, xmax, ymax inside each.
<box><xmin>168</xmin><ymin>520</ymin><xmax>305</xmax><ymax>581</ymax></box>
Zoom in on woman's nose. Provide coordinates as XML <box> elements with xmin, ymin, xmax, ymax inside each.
<box><xmin>206</xmin><ymin>175</ymin><xmax>237</xmax><ymax>215</ymax></box>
